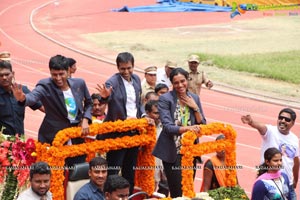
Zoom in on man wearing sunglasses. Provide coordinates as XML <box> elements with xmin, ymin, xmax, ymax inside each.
<box><xmin>241</xmin><ymin>108</ymin><xmax>299</xmax><ymax>200</ymax></box>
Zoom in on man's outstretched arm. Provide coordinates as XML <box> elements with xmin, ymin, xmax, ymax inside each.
<box><xmin>241</xmin><ymin>114</ymin><xmax>267</xmax><ymax>135</ymax></box>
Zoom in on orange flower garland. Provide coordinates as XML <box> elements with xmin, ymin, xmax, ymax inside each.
<box><xmin>134</xmin><ymin>142</ymin><xmax>156</xmax><ymax>194</ymax></box>
<box><xmin>180</xmin><ymin>122</ymin><xmax>237</xmax><ymax>198</ymax></box>
<box><xmin>36</xmin><ymin>118</ymin><xmax>156</xmax><ymax>200</ymax></box>
<box><xmin>35</xmin><ymin>120</ymin><xmax>237</xmax><ymax>199</ymax></box>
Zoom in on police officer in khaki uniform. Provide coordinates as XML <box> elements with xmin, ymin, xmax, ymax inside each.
<box><xmin>187</xmin><ymin>54</ymin><xmax>213</xmax><ymax>95</ymax></box>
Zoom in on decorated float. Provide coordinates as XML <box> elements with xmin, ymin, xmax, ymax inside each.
<box><xmin>0</xmin><ymin>119</ymin><xmax>249</xmax><ymax>200</ymax></box>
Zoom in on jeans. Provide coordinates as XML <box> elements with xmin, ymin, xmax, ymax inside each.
<box><xmin>289</xmin><ymin>184</ymin><xmax>297</xmax><ymax>200</ymax></box>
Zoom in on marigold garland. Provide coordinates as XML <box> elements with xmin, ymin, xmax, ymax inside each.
<box><xmin>180</xmin><ymin>122</ymin><xmax>237</xmax><ymax>198</ymax></box>
<box><xmin>36</xmin><ymin>118</ymin><xmax>156</xmax><ymax>200</ymax></box>
<box><xmin>35</xmin><ymin>121</ymin><xmax>237</xmax><ymax>199</ymax></box>
<box><xmin>134</xmin><ymin>143</ymin><xmax>156</xmax><ymax>194</ymax></box>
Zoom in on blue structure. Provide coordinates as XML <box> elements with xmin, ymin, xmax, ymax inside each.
<box><xmin>114</xmin><ymin>0</ymin><xmax>232</xmax><ymax>12</ymax></box>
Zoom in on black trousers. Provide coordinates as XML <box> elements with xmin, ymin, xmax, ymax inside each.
<box><xmin>65</xmin><ymin>138</ymin><xmax>86</xmax><ymax>167</ymax></box>
<box><xmin>106</xmin><ymin>146</ymin><xmax>139</xmax><ymax>194</ymax></box>
<box><xmin>163</xmin><ymin>154</ymin><xmax>197</xmax><ymax>198</ymax></box>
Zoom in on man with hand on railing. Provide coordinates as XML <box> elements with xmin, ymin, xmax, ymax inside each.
<box><xmin>11</xmin><ymin>54</ymin><xmax>92</xmax><ymax>166</ymax></box>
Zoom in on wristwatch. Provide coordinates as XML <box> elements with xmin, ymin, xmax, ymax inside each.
<box><xmin>193</xmin><ymin>108</ymin><xmax>200</xmax><ymax>113</ymax></box>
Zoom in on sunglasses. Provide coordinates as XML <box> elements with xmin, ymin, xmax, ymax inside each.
<box><xmin>278</xmin><ymin>116</ymin><xmax>292</xmax><ymax>122</ymax></box>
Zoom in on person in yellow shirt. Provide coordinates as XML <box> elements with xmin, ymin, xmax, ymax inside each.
<box><xmin>91</xmin><ymin>93</ymin><xmax>106</xmax><ymax>124</ymax></box>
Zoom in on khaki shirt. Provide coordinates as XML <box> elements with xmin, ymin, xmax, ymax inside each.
<box><xmin>141</xmin><ymin>80</ymin><xmax>155</xmax><ymax>101</ymax></box>
<box><xmin>188</xmin><ymin>71</ymin><xmax>208</xmax><ymax>95</ymax></box>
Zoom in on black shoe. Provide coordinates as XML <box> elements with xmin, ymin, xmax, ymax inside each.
<box><xmin>157</xmin><ymin>180</ymin><xmax>169</xmax><ymax>197</ymax></box>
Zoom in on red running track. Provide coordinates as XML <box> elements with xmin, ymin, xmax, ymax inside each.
<box><xmin>0</xmin><ymin>0</ymin><xmax>299</xmax><ymax>197</ymax></box>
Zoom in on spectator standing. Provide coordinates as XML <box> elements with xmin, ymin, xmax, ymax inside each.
<box><xmin>12</xmin><ymin>55</ymin><xmax>92</xmax><ymax>166</ymax></box>
<box><xmin>152</xmin><ymin>68</ymin><xmax>206</xmax><ymax>198</ymax></box>
<box><xmin>17</xmin><ymin>161</ymin><xmax>52</xmax><ymax>200</ymax></box>
<box><xmin>154</xmin><ymin>83</ymin><xmax>169</xmax><ymax>96</ymax></box>
<box><xmin>96</xmin><ymin>52</ymin><xmax>154</xmax><ymax>194</ymax></box>
<box><xmin>145</xmin><ymin>100</ymin><xmax>169</xmax><ymax>196</ymax></box>
<box><xmin>252</xmin><ymin>147</ymin><xmax>292</xmax><ymax>200</ymax></box>
<box><xmin>74</xmin><ymin>157</ymin><xmax>108</xmax><ymax>200</ymax></box>
<box><xmin>91</xmin><ymin>93</ymin><xmax>106</xmax><ymax>124</ymax></box>
<box><xmin>156</xmin><ymin>60</ymin><xmax>177</xmax><ymax>88</ymax></box>
<box><xmin>67</xmin><ymin>57</ymin><xmax>77</xmax><ymax>78</ymax></box>
<box><xmin>143</xmin><ymin>91</ymin><xmax>159</xmax><ymax>105</ymax></box>
<box><xmin>104</xmin><ymin>175</ymin><xmax>130</xmax><ymax>200</ymax></box>
<box><xmin>241</xmin><ymin>108</ymin><xmax>299</xmax><ymax>200</ymax></box>
<box><xmin>141</xmin><ymin>66</ymin><xmax>157</xmax><ymax>102</ymax></box>
<box><xmin>187</xmin><ymin>54</ymin><xmax>213</xmax><ymax>96</ymax></box>
<box><xmin>0</xmin><ymin>60</ymin><xmax>43</xmax><ymax>135</ymax></box>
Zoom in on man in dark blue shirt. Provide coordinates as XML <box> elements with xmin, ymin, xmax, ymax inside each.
<box><xmin>0</xmin><ymin>60</ymin><xmax>43</xmax><ymax>135</ymax></box>
<box><xmin>104</xmin><ymin>175</ymin><xmax>130</xmax><ymax>200</ymax></box>
<box><xmin>74</xmin><ymin>157</ymin><xmax>107</xmax><ymax>200</ymax></box>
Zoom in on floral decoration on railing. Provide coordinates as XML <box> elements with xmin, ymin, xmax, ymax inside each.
<box><xmin>180</xmin><ymin>122</ymin><xmax>238</xmax><ymax>197</ymax></box>
<box><xmin>5</xmin><ymin>121</ymin><xmax>239</xmax><ymax>199</ymax></box>
<box><xmin>0</xmin><ymin>134</ymin><xmax>37</xmax><ymax>200</ymax></box>
<box><xmin>36</xmin><ymin>118</ymin><xmax>156</xmax><ymax>200</ymax></box>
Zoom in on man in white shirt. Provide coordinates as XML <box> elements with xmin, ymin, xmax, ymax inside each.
<box><xmin>17</xmin><ymin>162</ymin><xmax>52</xmax><ymax>200</ymax></box>
<box><xmin>12</xmin><ymin>55</ymin><xmax>92</xmax><ymax>167</ymax></box>
<box><xmin>156</xmin><ymin>60</ymin><xmax>177</xmax><ymax>88</ymax></box>
<box><xmin>96</xmin><ymin>52</ymin><xmax>154</xmax><ymax>194</ymax></box>
<box><xmin>241</xmin><ymin>108</ymin><xmax>299</xmax><ymax>200</ymax></box>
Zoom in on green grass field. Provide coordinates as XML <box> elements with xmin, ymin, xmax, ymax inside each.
<box><xmin>81</xmin><ymin>16</ymin><xmax>300</xmax><ymax>98</ymax></box>
<box><xmin>199</xmin><ymin>51</ymin><xmax>300</xmax><ymax>84</ymax></box>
